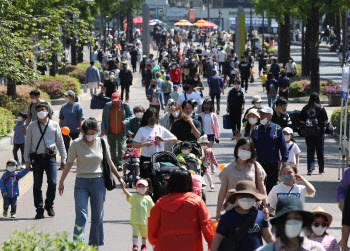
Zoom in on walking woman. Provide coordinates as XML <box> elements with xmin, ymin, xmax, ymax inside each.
<box><xmin>58</xmin><ymin>118</ymin><xmax>125</xmax><ymax>247</ymax></box>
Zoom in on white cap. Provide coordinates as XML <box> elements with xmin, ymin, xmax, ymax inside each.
<box><xmin>283</xmin><ymin>127</ymin><xmax>293</xmax><ymax>134</ymax></box>
<box><xmin>252</xmin><ymin>95</ymin><xmax>262</xmax><ymax>103</ymax></box>
<box><xmin>259</xmin><ymin>107</ymin><xmax>273</xmax><ymax>115</ymax></box>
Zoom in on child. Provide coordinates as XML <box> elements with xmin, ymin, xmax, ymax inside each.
<box><xmin>121</xmin><ymin>179</ymin><xmax>154</xmax><ymax>251</ymax></box>
<box><xmin>0</xmin><ymin>159</ymin><xmax>30</xmax><ymax>218</ymax></box>
<box><xmin>122</xmin><ymin>139</ymin><xmax>140</xmax><ymax>181</ymax></box>
<box><xmin>199</xmin><ymin>135</ymin><xmax>218</xmax><ymax>189</ymax></box>
<box><xmin>200</xmin><ymin>99</ymin><xmax>220</xmax><ymax>149</ymax></box>
<box><xmin>13</xmin><ymin>112</ymin><xmax>27</xmax><ymax>169</ymax></box>
<box><xmin>260</xmin><ymin>70</ymin><xmax>267</xmax><ymax>92</ymax></box>
<box><xmin>267</xmin><ymin>162</ymin><xmax>316</xmax><ymax>215</ymax></box>
<box><xmin>170</xmin><ymin>85</ymin><xmax>179</xmax><ymax>103</ymax></box>
<box><xmin>176</xmin><ymin>141</ymin><xmax>202</xmax><ymax>166</ymax></box>
<box><xmin>282</xmin><ymin>127</ymin><xmax>301</xmax><ymax>169</ymax></box>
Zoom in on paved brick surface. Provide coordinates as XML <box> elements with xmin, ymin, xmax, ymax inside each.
<box><xmin>0</xmin><ymin>43</ymin><xmax>345</xmax><ymax>250</ymax></box>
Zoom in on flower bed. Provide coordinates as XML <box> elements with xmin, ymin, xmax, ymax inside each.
<box><xmin>0</xmin><ymin>107</ymin><xmax>15</xmax><ymax>139</ymax></box>
<box><xmin>34</xmin><ymin>75</ymin><xmax>81</xmax><ymax>99</ymax></box>
<box><xmin>331</xmin><ymin>106</ymin><xmax>350</xmax><ymax>136</ymax></box>
<box><xmin>60</xmin><ymin>61</ymin><xmax>101</xmax><ymax>84</ymax></box>
<box><xmin>0</xmin><ymin>85</ymin><xmax>51</xmax><ymax>116</ymax></box>
<box><xmin>289</xmin><ymin>77</ymin><xmax>338</xmax><ymax>98</ymax></box>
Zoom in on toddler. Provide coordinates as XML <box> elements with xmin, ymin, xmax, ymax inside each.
<box><xmin>122</xmin><ymin>139</ymin><xmax>140</xmax><ymax>181</ymax></box>
<box><xmin>176</xmin><ymin>141</ymin><xmax>202</xmax><ymax>166</ymax></box>
<box><xmin>121</xmin><ymin>179</ymin><xmax>154</xmax><ymax>251</ymax></box>
<box><xmin>260</xmin><ymin>70</ymin><xmax>267</xmax><ymax>92</ymax></box>
<box><xmin>282</xmin><ymin>127</ymin><xmax>301</xmax><ymax>169</ymax></box>
<box><xmin>0</xmin><ymin>159</ymin><xmax>30</xmax><ymax>218</ymax></box>
<box><xmin>170</xmin><ymin>85</ymin><xmax>179</xmax><ymax>103</ymax></box>
<box><xmin>199</xmin><ymin>135</ymin><xmax>218</xmax><ymax>189</ymax></box>
<box><xmin>13</xmin><ymin>112</ymin><xmax>27</xmax><ymax>168</ymax></box>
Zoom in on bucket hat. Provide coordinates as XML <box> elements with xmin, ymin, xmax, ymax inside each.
<box><xmin>226</xmin><ymin>180</ymin><xmax>265</xmax><ymax>204</ymax></box>
<box><xmin>198</xmin><ymin>135</ymin><xmax>210</xmax><ymax>144</ymax></box>
<box><xmin>244</xmin><ymin>108</ymin><xmax>260</xmax><ymax>120</ymax></box>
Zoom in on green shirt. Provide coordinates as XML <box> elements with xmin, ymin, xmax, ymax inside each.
<box><xmin>177</xmin><ymin>153</ymin><xmax>202</xmax><ymax>164</ymax></box>
<box><xmin>127</xmin><ymin>193</ymin><xmax>154</xmax><ymax>225</ymax></box>
<box><xmin>125</xmin><ymin>117</ymin><xmax>141</xmax><ymax>135</ymax></box>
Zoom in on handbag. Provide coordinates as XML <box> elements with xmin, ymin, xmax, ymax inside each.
<box><xmin>324</xmin><ymin>122</ymin><xmax>333</xmax><ymax>135</ymax></box>
<box><xmin>223</xmin><ymin>114</ymin><xmax>232</xmax><ymax>129</ymax></box>
<box><xmin>218</xmin><ymin>207</ymin><xmax>258</xmax><ymax>251</ymax></box>
<box><xmin>101</xmin><ymin>138</ymin><xmax>117</xmax><ymax>191</ymax></box>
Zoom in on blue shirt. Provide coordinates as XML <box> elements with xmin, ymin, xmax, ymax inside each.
<box><xmin>156</xmin><ymin>78</ymin><xmax>164</xmax><ymax>91</ymax></box>
<box><xmin>269</xmin><ymin>63</ymin><xmax>281</xmax><ymax>75</ymax></box>
<box><xmin>251</xmin><ymin>122</ymin><xmax>289</xmax><ymax>164</ymax></box>
<box><xmin>85</xmin><ymin>65</ymin><xmax>101</xmax><ymax>83</ymax></box>
<box><xmin>208</xmin><ymin>74</ymin><xmax>224</xmax><ymax>94</ymax></box>
<box><xmin>13</xmin><ymin>122</ymin><xmax>26</xmax><ymax>144</ymax></box>
<box><xmin>216</xmin><ymin>208</ymin><xmax>268</xmax><ymax>251</ymax></box>
<box><xmin>59</xmin><ymin>102</ymin><xmax>84</xmax><ymax>133</ymax></box>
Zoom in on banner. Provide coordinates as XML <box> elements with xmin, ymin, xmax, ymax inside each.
<box><xmin>342</xmin><ymin>65</ymin><xmax>350</xmax><ymax>100</ymax></box>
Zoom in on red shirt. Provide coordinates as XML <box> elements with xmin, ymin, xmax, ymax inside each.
<box><xmin>109</xmin><ymin>103</ymin><xmax>123</xmax><ymax>134</ymax></box>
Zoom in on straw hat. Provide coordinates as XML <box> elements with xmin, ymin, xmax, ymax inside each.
<box><xmin>244</xmin><ymin>108</ymin><xmax>260</xmax><ymax>120</ymax></box>
<box><xmin>311</xmin><ymin>207</ymin><xmax>333</xmax><ymax>226</ymax></box>
<box><xmin>198</xmin><ymin>135</ymin><xmax>210</xmax><ymax>144</ymax></box>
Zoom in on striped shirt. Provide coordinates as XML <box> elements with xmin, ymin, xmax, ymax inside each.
<box><xmin>201</xmin><ymin>148</ymin><xmax>218</xmax><ymax>167</ymax></box>
<box><xmin>309</xmin><ymin>235</ymin><xmax>340</xmax><ymax>251</ymax></box>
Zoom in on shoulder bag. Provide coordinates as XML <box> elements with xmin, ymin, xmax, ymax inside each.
<box><xmin>101</xmin><ymin>138</ymin><xmax>117</xmax><ymax>191</ymax></box>
<box><xmin>29</xmin><ymin>120</ymin><xmax>50</xmax><ymax>164</ymax></box>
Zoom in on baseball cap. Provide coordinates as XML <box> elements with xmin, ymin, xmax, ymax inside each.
<box><xmin>111</xmin><ymin>92</ymin><xmax>121</xmax><ymax>101</ymax></box>
<box><xmin>166</xmin><ymin>74</ymin><xmax>171</xmax><ymax>80</ymax></box>
<box><xmin>259</xmin><ymin>107</ymin><xmax>273</xmax><ymax>115</ymax></box>
<box><xmin>64</xmin><ymin>90</ymin><xmax>76</xmax><ymax>97</ymax></box>
<box><xmin>173</xmin><ymin>85</ymin><xmax>178</xmax><ymax>89</ymax></box>
<box><xmin>252</xmin><ymin>95</ymin><xmax>262</xmax><ymax>103</ymax></box>
<box><xmin>142</xmin><ymin>55</ymin><xmax>147</xmax><ymax>58</ymax></box>
<box><xmin>6</xmin><ymin>159</ymin><xmax>17</xmax><ymax>166</ymax></box>
<box><xmin>212</xmin><ymin>68</ymin><xmax>217</xmax><ymax>73</ymax></box>
<box><xmin>136</xmin><ymin>179</ymin><xmax>148</xmax><ymax>187</ymax></box>
<box><xmin>283</xmin><ymin>127</ymin><xmax>293</xmax><ymax>134</ymax></box>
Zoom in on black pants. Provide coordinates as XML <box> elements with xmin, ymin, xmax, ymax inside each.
<box><xmin>150</xmin><ymin>104</ymin><xmax>161</xmax><ymax>114</ymax></box>
<box><xmin>241</xmin><ymin>76</ymin><xmax>249</xmax><ymax>91</ymax></box>
<box><xmin>229</xmin><ymin>111</ymin><xmax>242</xmax><ymax>135</ymax></box>
<box><xmin>13</xmin><ymin>143</ymin><xmax>25</xmax><ymax>164</ymax></box>
<box><xmin>211</xmin><ymin>93</ymin><xmax>221</xmax><ymax>112</ymax></box>
<box><xmin>305</xmin><ymin>134</ymin><xmax>325</xmax><ymax>172</ymax></box>
<box><xmin>261</xmin><ymin>162</ymin><xmax>279</xmax><ymax>194</ymax></box>
<box><xmin>140</xmin><ymin>156</ymin><xmax>152</xmax><ymax>179</ymax></box>
<box><xmin>62</xmin><ymin>133</ymin><xmax>80</xmax><ymax>161</ymax></box>
<box><xmin>131</xmin><ymin>61</ymin><xmax>137</xmax><ymax>72</ymax></box>
<box><xmin>121</xmin><ymin>85</ymin><xmax>130</xmax><ymax>101</ymax></box>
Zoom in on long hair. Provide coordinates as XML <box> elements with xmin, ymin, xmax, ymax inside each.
<box><xmin>140</xmin><ymin>108</ymin><xmax>159</xmax><ymax>127</ymax></box>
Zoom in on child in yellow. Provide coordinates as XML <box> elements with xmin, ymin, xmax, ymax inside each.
<box><xmin>260</xmin><ymin>70</ymin><xmax>267</xmax><ymax>92</ymax></box>
<box><xmin>122</xmin><ymin>179</ymin><xmax>154</xmax><ymax>251</ymax></box>
<box><xmin>176</xmin><ymin>141</ymin><xmax>202</xmax><ymax>165</ymax></box>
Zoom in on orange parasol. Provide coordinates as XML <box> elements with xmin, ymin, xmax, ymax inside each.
<box><xmin>174</xmin><ymin>19</ymin><xmax>193</xmax><ymax>26</ymax></box>
<box><xmin>192</xmin><ymin>19</ymin><xmax>211</xmax><ymax>26</ymax></box>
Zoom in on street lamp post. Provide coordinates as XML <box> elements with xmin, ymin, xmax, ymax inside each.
<box><xmin>207</xmin><ymin>0</ymin><xmax>210</xmax><ymax>21</ymax></box>
<box><xmin>218</xmin><ymin>9</ymin><xmax>222</xmax><ymax>30</ymax></box>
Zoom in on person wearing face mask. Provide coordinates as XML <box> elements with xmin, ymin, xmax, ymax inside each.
<box><xmin>227</xmin><ymin>79</ymin><xmax>245</xmax><ymax>140</ymax></box>
<box><xmin>191</xmin><ymin>73</ymin><xmax>204</xmax><ymax>98</ymax></box>
<box><xmin>121</xmin><ymin>178</ymin><xmax>154</xmax><ymax>251</ymax></box>
<box><xmin>199</xmin><ymin>135</ymin><xmax>218</xmax><ymax>189</ymax></box>
<box><xmin>267</xmin><ymin>162</ymin><xmax>316</xmax><ymax>215</ymax></box>
<box><xmin>208</xmin><ymin>69</ymin><xmax>224</xmax><ymax>115</ymax></box>
<box><xmin>58</xmin><ymin>90</ymin><xmax>85</xmax><ymax>170</ymax></box>
<box><xmin>146</xmin><ymin>79</ymin><xmax>165</xmax><ymax>113</ymax></box>
<box><xmin>125</xmin><ymin>105</ymin><xmax>145</xmax><ymax>138</ymax></box>
<box><xmin>119</xmin><ymin>63</ymin><xmax>133</xmax><ymax>102</ymax></box>
<box><xmin>169</xmin><ymin>63</ymin><xmax>182</xmax><ymax>86</ymax></box>
<box><xmin>278</xmin><ymin>70</ymin><xmax>290</xmax><ymax>100</ymax></box>
<box><xmin>59</xmin><ymin>118</ymin><xmax>125</xmax><ymax>247</ymax></box>
<box><xmin>23</xmin><ymin>90</ymin><xmax>54</xmax><ymax>133</ymax></box>
<box><xmin>177</xmin><ymin>81</ymin><xmax>203</xmax><ymax>110</ymax></box>
<box><xmin>200</xmin><ymin>99</ymin><xmax>220</xmax><ymax>149</ymax></box>
<box><xmin>143</xmin><ymin>64</ymin><xmax>154</xmax><ymax>94</ymax></box>
<box><xmin>162</xmin><ymin>75</ymin><xmax>173</xmax><ymax>106</ymax></box>
<box><xmin>307</xmin><ymin>207</ymin><xmax>340</xmax><ymax>251</ymax></box>
<box><xmin>133</xmin><ymin>108</ymin><xmax>178</xmax><ymax>178</ymax></box>
<box><xmin>265</xmin><ymin>72</ymin><xmax>279</xmax><ymax>109</ymax></box>
<box><xmin>211</xmin><ymin>180</ymin><xmax>274</xmax><ymax>251</ymax></box>
<box><xmin>285</xmin><ymin>57</ymin><xmax>298</xmax><ymax>78</ymax></box>
<box><xmin>24</xmin><ymin>102</ymin><xmax>67</xmax><ymax>219</ymax></box>
<box><xmin>251</xmin><ymin>107</ymin><xmax>289</xmax><ymax>194</ymax></box>
<box><xmin>217</xmin><ymin>137</ymin><xmax>268</xmax><ymax>221</ymax></box>
<box><xmin>101</xmin><ymin>92</ymin><xmax>133</xmax><ymax>171</ymax></box>
<box><xmin>257</xmin><ymin>196</ymin><xmax>325</xmax><ymax>251</ymax></box>
<box><xmin>0</xmin><ymin>159</ymin><xmax>30</xmax><ymax>218</ymax></box>
<box><xmin>281</xmin><ymin>127</ymin><xmax>301</xmax><ymax>168</ymax></box>
<box><xmin>271</xmin><ymin>97</ymin><xmax>292</xmax><ymax>129</ymax></box>
<box><xmin>236</xmin><ymin>108</ymin><xmax>260</xmax><ymax>142</ymax></box>
<box><xmin>12</xmin><ymin>112</ymin><xmax>27</xmax><ymax>169</ymax></box>
<box><xmin>103</xmin><ymin>71</ymin><xmax>118</xmax><ymax>98</ymax></box>
<box><xmin>242</xmin><ymin>95</ymin><xmax>262</xmax><ymax>123</ymax></box>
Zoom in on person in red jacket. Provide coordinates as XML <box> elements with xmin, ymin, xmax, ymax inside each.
<box><xmin>148</xmin><ymin>169</ymin><xmax>214</xmax><ymax>251</ymax></box>
<box><xmin>169</xmin><ymin>64</ymin><xmax>182</xmax><ymax>86</ymax></box>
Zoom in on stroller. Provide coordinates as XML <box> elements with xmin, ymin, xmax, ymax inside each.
<box><xmin>172</xmin><ymin>141</ymin><xmax>207</xmax><ymax>203</ymax></box>
<box><xmin>145</xmin><ymin>151</ymin><xmax>181</xmax><ymax>203</ymax></box>
<box><xmin>124</xmin><ymin>156</ymin><xmax>139</xmax><ymax>188</ymax></box>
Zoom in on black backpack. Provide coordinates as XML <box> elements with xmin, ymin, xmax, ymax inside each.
<box><xmin>305</xmin><ymin>107</ymin><xmax>323</xmax><ymax>136</ymax></box>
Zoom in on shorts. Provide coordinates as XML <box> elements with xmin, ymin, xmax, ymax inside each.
<box><xmin>259</xmin><ymin>64</ymin><xmax>267</xmax><ymax>71</ymax></box>
<box><xmin>207</xmin><ymin>134</ymin><xmax>215</xmax><ymax>142</ymax></box>
<box><xmin>88</xmin><ymin>82</ymin><xmax>98</xmax><ymax>89</ymax></box>
<box><xmin>132</xmin><ymin>224</ymin><xmax>148</xmax><ymax>238</ymax></box>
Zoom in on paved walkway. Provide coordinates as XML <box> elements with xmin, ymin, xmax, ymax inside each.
<box><xmin>0</xmin><ymin>43</ymin><xmax>345</xmax><ymax>250</ymax></box>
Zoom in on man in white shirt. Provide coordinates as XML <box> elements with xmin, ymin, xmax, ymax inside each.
<box><xmin>217</xmin><ymin>48</ymin><xmax>227</xmax><ymax>75</ymax></box>
<box><xmin>177</xmin><ymin>81</ymin><xmax>203</xmax><ymax>112</ymax></box>
<box><xmin>202</xmin><ymin>45</ymin><xmax>211</xmax><ymax>58</ymax></box>
<box><xmin>169</xmin><ymin>27</ymin><xmax>174</xmax><ymax>40</ymax></box>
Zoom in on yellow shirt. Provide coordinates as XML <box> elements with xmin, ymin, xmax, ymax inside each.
<box><xmin>260</xmin><ymin>74</ymin><xmax>267</xmax><ymax>85</ymax></box>
<box><xmin>127</xmin><ymin>193</ymin><xmax>154</xmax><ymax>225</ymax></box>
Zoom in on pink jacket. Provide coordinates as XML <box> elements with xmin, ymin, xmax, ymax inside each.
<box><xmin>200</xmin><ymin>112</ymin><xmax>220</xmax><ymax>139</ymax></box>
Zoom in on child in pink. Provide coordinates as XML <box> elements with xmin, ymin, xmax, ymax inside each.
<box><xmin>199</xmin><ymin>135</ymin><xmax>218</xmax><ymax>189</ymax></box>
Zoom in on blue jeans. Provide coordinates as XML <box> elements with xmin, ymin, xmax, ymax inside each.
<box><xmin>32</xmin><ymin>155</ymin><xmax>57</xmax><ymax>212</ymax></box>
<box><xmin>164</xmin><ymin>93</ymin><xmax>170</xmax><ymax>106</ymax></box>
<box><xmin>305</xmin><ymin>134</ymin><xmax>325</xmax><ymax>172</ymax></box>
<box><xmin>3</xmin><ymin>197</ymin><xmax>17</xmax><ymax>213</ymax></box>
<box><xmin>13</xmin><ymin>143</ymin><xmax>25</xmax><ymax>164</ymax></box>
<box><xmin>267</xmin><ymin>94</ymin><xmax>277</xmax><ymax>109</ymax></box>
<box><xmin>74</xmin><ymin>176</ymin><xmax>106</xmax><ymax>246</ymax></box>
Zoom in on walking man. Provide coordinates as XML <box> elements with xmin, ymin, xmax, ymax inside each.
<box><xmin>85</xmin><ymin>60</ymin><xmax>101</xmax><ymax>97</ymax></box>
<box><xmin>208</xmin><ymin>69</ymin><xmax>224</xmax><ymax>115</ymax></box>
<box><xmin>119</xmin><ymin>63</ymin><xmax>133</xmax><ymax>102</ymax></box>
<box><xmin>238</xmin><ymin>56</ymin><xmax>252</xmax><ymax>93</ymax></box>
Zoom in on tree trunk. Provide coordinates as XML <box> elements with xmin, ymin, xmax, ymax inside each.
<box><xmin>277</xmin><ymin>12</ymin><xmax>291</xmax><ymax>66</ymax></box>
<box><xmin>126</xmin><ymin>3</ymin><xmax>133</xmax><ymax>43</ymax></box>
<box><xmin>71</xmin><ymin>37</ymin><xmax>77</xmax><ymax>65</ymax></box>
<box><xmin>336</xmin><ymin>13</ymin><xmax>341</xmax><ymax>43</ymax></box>
<box><xmin>7</xmin><ymin>78</ymin><xmax>16</xmax><ymax>101</ymax></box>
<box><xmin>303</xmin><ymin>19</ymin><xmax>311</xmax><ymax>76</ymax></box>
<box><xmin>120</xmin><ymin>15</ymin><xmax>125</xmax><ymax>31</ymax></box>
<box><xmin>50</xmin><ymin>54</ymin><xmax>58</xmax><ymax>76</ymax></box>
<box><xmin>309</xmin><ymin>6</ymin><xmax>320</xmax><ymax>93</ymax></box>
<box><xmin>78</xmin><ymin>42</ymin><xmax>84</xmax><ymax>63</ymax></box>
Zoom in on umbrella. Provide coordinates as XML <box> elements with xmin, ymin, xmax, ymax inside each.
<box><xmin>149</xmin><ymin>19</ymin><xmax>166</xmax><ymax>26</ymax></box>
<box><xmin>174</xmin><ymin>20</ymin><xmax>193</xmax><ymax>26</ymax></box>
<box><xmin>203</xmin><ymin>21</ymin><xmax>219</xmax><ymax>29</ymax></box>
<box><xmin>193</xmin><ymin>19</ymin><xmax>211</xmax><ymax>26</ymax></box>
<box><xmin>123</xmin><ymin>17</ymin><xmax>143</xmax><ymax>24</ymax></box>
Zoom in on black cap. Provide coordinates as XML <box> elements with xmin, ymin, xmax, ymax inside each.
<box><xmin>181</xmin><ymin>141</ymin><xmax>192</xmax><ymax>149</ymax></box>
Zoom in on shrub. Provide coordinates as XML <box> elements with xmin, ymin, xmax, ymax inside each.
<box><xmin>60</xmin><ymin>62</ymin><xmax>101</xmax><ymax>84</ymax></box>
<box><xmin>0</xmin><ymin>85</ymin><xmax>51</xmax><ymax>116</ymax></box>
<box><xmin>289</xmin><ymin>77</ymin><xmax>338</xmax><ymax>98</ymax></box>
<box><xmin>34</xmin><ymin>75</ymin><xmax>81</xmax><ymax>99</ymax></box>
<box><xmin>267</xmin><ymin>45</ymin><xmax>277</xmax><ymax>54</ymax></box>
<box><xmin>326</xmin><ymin>85</ymin><xmax>341</xmax><ymax>94</ymax></box>
<box><xmin>331</xmin><ymin>106</ymin><xmax>350</xmax><ymax>135</ymax></box>
<box><xmin>1</xmin><ymin>227</ymin><xmax>98</xmax><ymax>250</ymax></box>
<box><xmin>0</xmin><ymin>107</ymin><xmax>15</xmax><ymax>139</ymax></box>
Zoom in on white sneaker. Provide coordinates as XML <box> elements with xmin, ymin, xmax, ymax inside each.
<box><xmin>210</xmin><ymin>184</ymin><xmax>215</xmax><ymax>189</ymax></box>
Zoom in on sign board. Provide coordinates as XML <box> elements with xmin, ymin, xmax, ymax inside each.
<box><xmin>167</xmin><ymin>8</ymin><xmax>185</xmax><ymax>17</ymax></box>
<box><xmin>342</xmin><ymin>65</ymin><xmax>350</xmax><ymax>100</ymax></box>
<box><xmin>230</xmin><ymin>18</ymin><xmax>278</xmax><ymax>27</ymax></box>
<box><xmin>189</xmin><ymin>9</ymin><xmax>196</xmax><ymax>22</ymax></box>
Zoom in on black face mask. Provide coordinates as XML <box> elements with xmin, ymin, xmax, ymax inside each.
<box><xmin>151</xmin><ymin>84</ymin><xmax>157</xmax><ymax>88</ymax></box>
<box><xmin>148</xmin><ymin>117</ymin><xmax>158</xmax><ymax>126</ymax></box>
<box><xmin>183</xmin><ymin>86</ymin><xmax>190</xmax><ymax>92</ymax></box>
<box><xmin>203</xmin><ymin>106</ymin><xmax>210</xmax><ymax>111</ymax></box>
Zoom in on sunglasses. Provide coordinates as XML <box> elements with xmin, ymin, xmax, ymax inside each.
<box><xmin>312</xmin><ymin>222</ymin><xmax>328</xmax><ymax>228</ymax></box>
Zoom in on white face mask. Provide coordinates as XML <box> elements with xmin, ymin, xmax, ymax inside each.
<box><xmin>137</xmin><ymin>187</ymin><xmax>148</xmax><ymax>194</ymax></box>
<box><xmin>135</xmin><ymin>112</ymin><xmax>144</xmax><ymax>119</ymax></box>
<box><xmin>237</xmin><ymin>198</ymin><xmax>255</xmax><ymax>210</ymax></box>
<box><xmin>85</xmin><ymin>134</ymin><xmax>97</xmax><ymax>141</ymax></box>
<box><xmin>289</xmin><ymin>60</ymin><xmax>292</xmax><ymax>63</ymax></box>
<box><xmin>201</xmin><ymin>145</ymin><xmax>207</xmax><ymax>150</ymax></box>
<box><xmin>233</xmin><ymin>85</ymin><xmax>240</xmax><ymax>89</ymax></box>
<box><xmin>284</xmin><ymin>135</ymin><xmax>291</xmax><ymax>141</ymax></box>
<box><xmin>110</xmin><ymin>75</ymin><xmax>115</xmax><ymax>80</ymax></box>
<box><xmin>181</xmin><ymin>149</ymin><xmax>190</xmax><ymax>154</ymax></box>
<box><xmin>312</xmin><ymin>225</ymin><xmax>327</xmax><ymax>236</ymax></box>
<box><xmin>260</xmin><ymin>117</ymin><xmax>269</xmax><ymax>125</ymax></box>
<box><xmin>31</xmin><ymin>99</ymin><xmax>37</xmax><ymax>104</ymax></box>
<box><xmin>7</xmin><ymin>166</ymin><xmax>16</xmax><ymax>173</ymax></box>
<box><xmin>65</xmin><ymin>97</ymin><xmax>70</xmax><ymax>103</ymax></box>
<box><xmin>17</xmin><ymin>116</ymin><xmax>23</xmax><ymax>121</ymax></box>
<box><xmin>285</xmin><ymin>219</ymin><xmax>303</xmax><ymax>238</ymax></box>
<box><xmin>237</xmin><ymin>149</ymin><xmax>252</xmax><ymax>160</ymax></box>
<box><xmin>37</xmin><ymin>111</ymin><xmax>48</xmax><ymax>120</ymax></box>
<box><xmin>172</xmin><ymin>111</ymin><xmax>180</xmax><ymax>118</ymax></box>
<box><xmin>255</xmin><ymin>103</ymin><xmax>262</xmax><ymax>108</ymax></box>
<box><xmin>248</xmin><ymin>117</ymin><xmax>258</xmax><ymax>125</ymax></box>
<box><xmin>194</xmin><ymin>78</ymin><xmax>198</xmax><ymax>81</ymax></box>
<box><xmin>193</xmin><ymin>107</ymin><xmax>198</xmax><ymax>113</ymax></box>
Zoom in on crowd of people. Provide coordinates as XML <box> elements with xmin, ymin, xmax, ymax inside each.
<box><xmin>0</xmin><ymin>24</ymin><xmax>347</xmax><ymax>251</ymax></box>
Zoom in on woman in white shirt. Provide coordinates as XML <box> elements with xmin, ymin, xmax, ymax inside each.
<box><xmin>133</xmin><ymin>107</ymin><xmax>178</xmax><ymax>178</ymax></box>
<box><xmin>285</xmin><ymin>57</ymin><xmax>297</xmax><ymax>78</ymax></box>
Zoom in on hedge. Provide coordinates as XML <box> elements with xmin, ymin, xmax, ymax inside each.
<box><xmin>60</xmin><ymin>61</ymin><xmax>101</xmax><ymax>84</ymax></box>
<box><xmin>289</xmin><ymin>77</ymin><xmax>338</xmax><ymax>98</ymax></box>
<box><xmin>0</xmin><ymin>85</ymin><xmax>51</xmax><ymax>116</ymax></box>
<box><xmin>331</xmin><ymin>106</ymin><xmax>350</xmax><ymax>136</ymax></box>
<box><xmin>34</xmin><ymin>75</ymin><xmax>81</xmax><ymax>99</ymax></box>
<box><xmin>0</xmin><ymin>107</ymin><xmax>14</xmax><ymax>139</ymax></box>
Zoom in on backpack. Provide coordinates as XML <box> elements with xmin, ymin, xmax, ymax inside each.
<box><xmin>305</xmin><ymin>107</ymin><xmax>323</xmax><ymax>136</ymax></box>
<box><xmin>269</xmin><ymin>81</ymin><xmax>277</xmax><ymax>96</ymax></box>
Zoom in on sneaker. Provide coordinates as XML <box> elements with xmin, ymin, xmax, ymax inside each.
<box><xmin>307</xmin><ymin>170</ymin><xmax>312</xmax><ymax>175</ymax></box>
<box><xmin>3</xmin><ymin>210</ymin><xmax>8</xmax><ymax>217</ymax></box>
<box><xmin>216</xmin><ymin>111</ymin><xmax>220</xmax><ymax>115</ymax></box>
<box><xmin>11</xmin><ymin>213</ymin><xmax>16</xmax><ymax>218</ymax></box>
<box><xmin>35</xmin><ymin>211</ymin><xmax>44</xmax><ymax>219</ymax></box>
<box><xmin>210</xmin><ymin>184</ymin><xmax>215</xmax><ymax>189</ymax></box>
<box><xmin>141</xmin><ymin>244</ymin><xmax>147</xmax><ymax>251</ymax></box>
<box><xmin>319</xmin><ymin>170</ymin><xmax>325</xmax><ymax>174</ymax></box>
<box><xmin>44</xmin><ymin>206</ymin><xmax>55</xmax><ymax>217</ymax></box>
<box><xmin>117</xmin><ymin>166</ymin><xmax>123</xmax><ymax>172</ymax></box>
<box><xmin>132</xmin><ymin>245</ymin><xmax>138</xmax><ymax>251</ymax></box>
